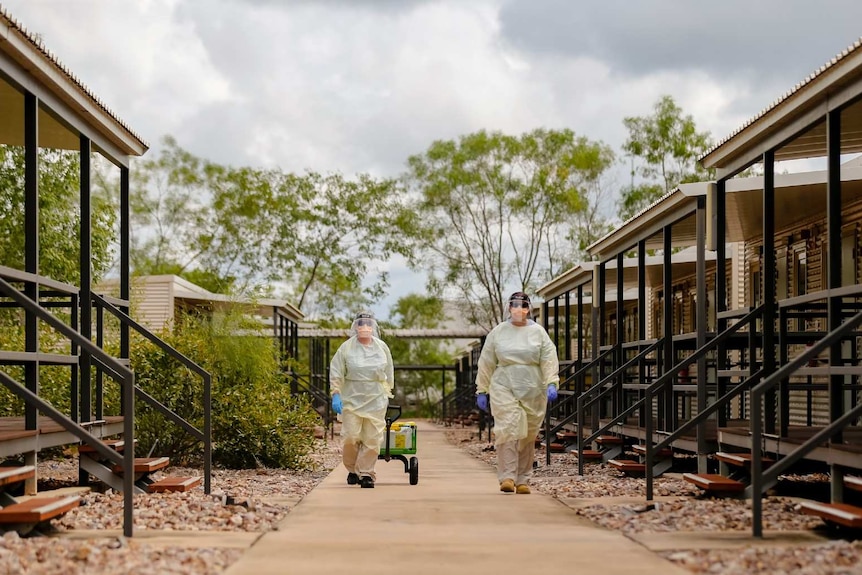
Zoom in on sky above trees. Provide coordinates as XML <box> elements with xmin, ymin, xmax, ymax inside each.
<box><xmin>4</xmin><ymin>0</ymin><xmax>861</xmax><ymax>317</ymax></box>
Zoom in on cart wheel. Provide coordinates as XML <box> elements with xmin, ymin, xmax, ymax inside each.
<box><xmin>409</xmin><ymin>456</ymin><xmax>419</xmax><ymax>485</ymax></box>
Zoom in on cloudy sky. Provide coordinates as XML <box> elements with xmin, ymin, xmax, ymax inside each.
<box><xmin>3</xmin><ymin>0</ymin><xmax>862</xmax><ymax>317</ymax></box>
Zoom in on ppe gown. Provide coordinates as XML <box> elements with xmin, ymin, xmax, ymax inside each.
<box><xmin>330</xmin><ymin>336</ymin><xmax>394</xmax><ymax>479</ymax></box>
<box><xmin>475</xmin><ymin>321</ymin><xmax>559</xmax><ymax>445</ymax></box>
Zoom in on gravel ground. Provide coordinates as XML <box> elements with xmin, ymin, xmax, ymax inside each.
<box><xmin>444</xmin><ymin>427</ymin><xmax>862</xmax><ymax>575</ymax></box>
<box><xmin>5</xmin><ymin>424</ymin><xmax>862</xmax><ymax>575</ymax></box>
<box><xmin>0</xmin><ymin>438</ymin><xmax>343</xmax><ymax>575</ymax></box>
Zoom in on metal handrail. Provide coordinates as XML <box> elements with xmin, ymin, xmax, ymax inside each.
<box><xmin>653</xmin><ymin>368</ymin><xmax>765</xmax><ymax>454</ymax></box>
<box><xmin>580</xmin><ymin>339</ymin><xmax>663</xmax><ymax>412</ymax></box>
<box><xmin>552</xmin><ymin>340</ymin><xmax>661</xmax><ymax>444</ymax></box>
<box><xmin>576</xmin><ymin>304</ymin><xmax>762</xmax><ymax>481</ymax></box>
<box><xmin>541</xmin><ymin>347</ymin><xmax>618</xmax><ymax>464</ymax></box>
<box><xmin>0</xmin><ymin>277</ymin><xmax>136</xmax><ymax>538</ymax></box>
<box><xmin>642</xmin><ymin>304</ymin><xmax>764</xmax><ymax>497</ymax></box>
<box><xmin>558</xmin><ymin>347</ymin><xmax>615</xmax><ymax>390</ymax></box>
<box><xmin>748</xmin><ymin>307</ymin><xmax>862</xmax><ymax>537</ymax></box>
<box><xmin>92</xmin><ymin>294</ymin><xmax>212</xmax><ymax>496</ymax></box>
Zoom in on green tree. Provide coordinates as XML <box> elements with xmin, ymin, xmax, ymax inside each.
<box><xmin>619</xmin><ymin>95</ymin><xmax>713</xmax><ymax>221</ymax></box>
<box><xmin>268</xmin><ymin>172</ymin><xmax>411</xmax><ymax>317</ymax></box>
<box><xmin>404</xmin><ymin>128</ymin><xmax>614</xmax><ymax>328</ymax></box>
<box><xmin>125</xmin><ymin>136</ymin><xmax>236</xmax><ymax>291</ymax></box>
<box><xmin>386</xmin><ymin>294</ymin><xmax>454</xmax><ymax>417</ymax></box>
<box><xmin>0</xmin><ymin>145</ymin><xmax>116</xmax><ymax>284</ymax></box>
<box><xmin>124</xmin><ymin>137</ymin><xmax>411</xmax><ymax>317</ymax></box>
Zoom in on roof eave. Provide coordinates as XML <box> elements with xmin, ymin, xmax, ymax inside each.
<box><xmin>0</xmin><ymin>10</ymin><xmax>148</xmax><ymax>158</ymax></box>
<box><xmin>700</xmin><ymin>39</ymin><xmax>862</xmax><ymax>175</ymax></box>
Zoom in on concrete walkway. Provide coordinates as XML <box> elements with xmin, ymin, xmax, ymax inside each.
<box><xmin>224</xmin><ymin>421</ymin><xmax>690</xmax><ymax>575</ymax></box>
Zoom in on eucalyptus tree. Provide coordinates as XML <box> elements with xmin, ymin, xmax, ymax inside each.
<box><xmin>0</xmin><ymin>145</ymin><xmax>116</xmax><ymax>284</ymax></box>
<box><xmin>124</xmin><ymin>136</ymin><xmax>411</xmax><ymax>318</ymax></box>
<box><xmin>268</xmin><ymin>171</ymin><xmax>411</xmax><ymax>318</ymax></box>
<box><xmin>404</xmin><ymin>128</ymin><xmax>615</xmax><ymax>328</ymax></box>
<box><xmin>619</xmin><ymin>95</ymin><xmax>713</xmax><ymax>221</ymax></box>
<box><xmin>385</xmin><ymin>293</ymin><xmax>453</xmax><ymax>417</ymax></box>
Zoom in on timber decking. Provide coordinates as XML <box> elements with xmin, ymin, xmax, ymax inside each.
<box><xmin>0</xmin><ymin>416</ymin><xmax>125</xmax><ymax>459</ymax></box>
<box><xmin>719</xmin><ymin>424</ymin><xmax>862</xmax><ymax>470</ymax></box>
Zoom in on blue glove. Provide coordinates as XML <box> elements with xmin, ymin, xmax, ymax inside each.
<box><xmin>476</xmin><ymin>393</ymin><xmax>489</xmax><ymax>412</ymax></box>
<box><xmin>546</xmin><ymin>385</ymin><xmax>558</xmax><ymax>402</ymax></box>
<box><xmin>331</xmin><ymin>393</ymin><xmax>343</xmax><ymax>414</ymax></box>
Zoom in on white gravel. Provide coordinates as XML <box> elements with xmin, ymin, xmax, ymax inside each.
<box><xmin>0</xmin><ymin>438</ymin><xmax>343</xmax><ymax>575</ymax></box>
<box><xmin>5</xmin><ymin>425</ymin><xmax>862</xmax><ymax>575</ymax></box>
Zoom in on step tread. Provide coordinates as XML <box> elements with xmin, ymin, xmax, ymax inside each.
<box><xmin>575</xmin><ymin>449</ymin><xmax>604</xmax><ymax>460</ymax></box>
<box><xmin>682</xmin><ymin>473</ymin><xmax>745</xmax><ymax>492</ymax></box>
<box><xmin>111</xmin><ymin>456</ymin><xmax>170</xmax><ymax>474</ymax></box>
<box><xmin>0</xmin><ymin>495</ymin><xmax>80</xmax><ymax>523</ymax></box>
<box><xmin>800</xmin><ymin>501</ymin><xmax>862</xmax><ymax>528</ymax></box>
<box><xmin>844</xmin><ymin>476</ymin><xmax>862</xmax><ymax>492</ymax></box>
<box><xmin>79</xmin><ymin>439</ymin><xmax>136</xmax><ymax>454</ymax></box>
<box><xmin>0</xmin><ymin>466</ymin><xmax>35</xmax><ymax>488</ymax></box>
<box><xmin>608</xmin><ymin>459</ymin><xmax>645</xmax><ymax>472</ymax></box>
<box><xmin>148</xmin><ymin>476</ymin><xmax>202</xmax><ymax>493</ymax></box>
<box><xmin>596</xmin><ymin>435</ymin><xmax>624</xmax><ymax>445</ymax></box>
<box><xmin>632</xmin><ymin>445</ymin><xmax>673</xmax><ymax>457</ymax></box>
<box><xmin>714</xmin><ymin>452</ymin><xmax>774</xmax><ymax>468</ymax></box>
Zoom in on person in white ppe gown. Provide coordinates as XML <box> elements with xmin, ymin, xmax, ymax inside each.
<box><xmin>330</xmin><ymin>312</ymin><xmax>394</xmax><ymax>488</ymax></box>
<box><xmin>475</xmin><ymin>292</ymin><xmax>559</xmax><ymax>494</ymax></box>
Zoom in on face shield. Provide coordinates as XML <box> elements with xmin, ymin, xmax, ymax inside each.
<box><xmin>506</xmin><ymin>292</ymin><xmax>533</xmax><ymax>323</ymax></box>
<box><xmin>349</xmin><ymin>313</ymin><xmax>380</xmax><ymax>339</ymax></box>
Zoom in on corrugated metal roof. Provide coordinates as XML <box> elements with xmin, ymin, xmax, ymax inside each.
<box><xmin>0</xmin><ymin>6</ymin><xmax>148</xmax><ymax>151</ymax></box>
<box><xmin>700</xmin><ymin>36</ymin><xmax>862</xmax><ymax>165</ymax></box>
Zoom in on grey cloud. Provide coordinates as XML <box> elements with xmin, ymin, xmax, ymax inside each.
<box><xmin>499</xmin><ymin>0</ymin><xmax>862</xmax><ymax>83</ymax></box>
<box><xmin>228</xmin><ymin>0</ymin><xmax>432</xmax><ymax>9</ymax></box>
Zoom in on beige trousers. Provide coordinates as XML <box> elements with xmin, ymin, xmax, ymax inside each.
<box><xmin>342</xmin><ymin>411</ymin><xmax>385</xmax><ymax>480</ymax></box>
<box><xmin>496</xmin><ymin>437</ymin><xmax>535</xmax><ymax>485</ymax></box>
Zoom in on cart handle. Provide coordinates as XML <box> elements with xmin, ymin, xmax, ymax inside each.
<box><xmin>385</xmin><ymin>404</ymin><xmax>402</xmax><ymax>427</ymax></box>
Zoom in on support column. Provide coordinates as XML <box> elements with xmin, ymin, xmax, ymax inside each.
<box><xmin>79</xmin><ymin>136</ymin><xmax>92</xmax><ymax>425</ymax></box>
<box><xmin>616</xmin><ymin>252</ymin><xmax>624</xmax><ymax>414</ymax></box>
<box><xmin>763</xmin><ymin>151</ymin><xmax>777</xmax><ymax>434</ymax></box>
<box><xmin>662</xmin><ymin>226</ymin><xmax>674</xmax><ymax>431</ymax></box>
<box><xmin>714</xmin><ymin>180</ymin><xmax>728</xmax><ymax>426</ymax></box>
<box><xmin>696</xmin><ymin>195</ymin><xmax>708</xmax><ymax>473</ymax></box>
<box><xmin>638</xmin><ymin>239</ymin><xmax>646</xmax><ymax>427</ymax></box>
<box><xmin>827</xmin><ymin>109</ymin><xmax>845</xmax><ymax>502</ymax></box>
<box><xmin>23</xmin><ymin>92</ymin><xmax>39</xmax><ymax>496</ymax></box>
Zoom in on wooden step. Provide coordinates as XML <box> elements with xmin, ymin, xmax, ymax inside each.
<box><xmin>147</xmin><ymin>476</ymin><xmax>202</xmax><ymax>493</ymax></box>
<box><xmin>632</xmin><ymin>445</ymin><xmax>673</xmax><ymax>458</ymax></box>
<box><xmin>0</xmin><ymin>495</ymin><xmax>80</xmax><ymax>523</ymax></box>
<box><xmin>596</xmin><ymin>435</ymin><xmax>623</xmax><ymax>446</ymax></box>
<box><xmin>714</xmin><ymin>452</ymin><xmax>774</xmax><ymax>468</ymax></box>
<box><xmin>79</xmin><ymin>439</ymin><xmax>136</xmax><ymax>454</ymax></box>
<box><xmin>0</xmin><ymin>466</ymin><xmax>35</xmax><ymax>488</ymax></box>
<box><xmin>682</xmin><ymin>473</ymin><xmax>745</xmax><ymax>493</ymax></box>
<box><xmin>608</xmin><ymin>459</ymin><xmax>645</xmax><ymax>474</ymax></box>
<box><xmin>574</xmin><ymin>449</ymin><xmax>604</xmax><ymax>461</ymax></box>
<box><xmin>800</xmin><ymin>501</ymin><xmax>862</xmax><ymax>528</ymax></box>
<box><xmin>111</xmin><ymin>457</ymin><xmax>170</xmax><ymax>474</ymax></box>
<box><xmin>549</xmin><ymin>442</ymin><xmax>567</xmax><ymax>453</ymax></box>
<box><xmin>844</xmin><ymin>476</ymin><xmax>862</xmax><ymax>493</ymax></box>
<box><xmin>556</xmin><ymin>431</ymin><xmax>579</xmax><ymax>442</ymax></box>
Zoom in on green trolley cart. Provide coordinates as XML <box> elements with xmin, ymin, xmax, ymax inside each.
<box><xmin>378</xmin><ymin>405</ymin><xmax>419</xmax><ymax>485</ymax></box>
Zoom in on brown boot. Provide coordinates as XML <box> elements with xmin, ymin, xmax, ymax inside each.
<box><xmin>500</xmin><ymin>479</ymin><xmax>515</xmax><ymax>493</ymax></box>
<box><xmin>516</xmin><ymin>484</ymin><xmax>531</xmax><ymax>494</ymax></box>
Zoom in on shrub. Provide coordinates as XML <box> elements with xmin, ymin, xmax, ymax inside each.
<box><xmin>131</xmin><ymin>310</ymin><xmax>319</xmax><ymax>469</ymax></box>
